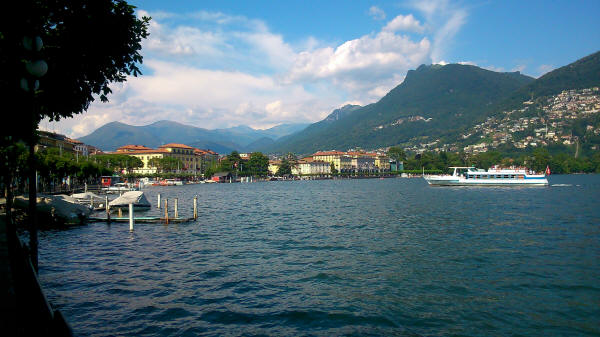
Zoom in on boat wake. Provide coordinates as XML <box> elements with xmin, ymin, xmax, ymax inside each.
<box><xmin>551</xmin><ymin>184</ymin><xmax>572</xmax><ymax>187</ymax></box>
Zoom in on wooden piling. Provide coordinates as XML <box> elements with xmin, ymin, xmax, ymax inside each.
<box><xmin>164</xmin><ymin>199</ymin><xmax>169</xmax><ymax>224</ymax></box>
<box><xmin>105</xmin><ymin>196</ymin><xmax>111</xmax><ymax>224</ymax></box>
<box><xmin>118</xmin><ymin>207</ymin><xmax>122</xmax><ymax>218</ymax></box>
<box><xmin>174</xmin><ymin>198</ymin><xmax>178</xmax><ymax>219</ymax></box>
<box><xmin>193</xmin><ymin>196</ymin><xmax>198</xmax><ymax>220</ymax></box>
<box><xmin>129</xmin><ymin>203</ymin><xmax>134</xmax><ymax>231</ymax></box>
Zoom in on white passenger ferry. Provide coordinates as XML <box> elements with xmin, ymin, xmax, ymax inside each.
<box><xmin>424</xmin><ymin>166</ymin><xmax>549</xmax><ymax>186</ymax></box>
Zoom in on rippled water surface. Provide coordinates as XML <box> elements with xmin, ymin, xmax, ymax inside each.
<box><xmin>37</xmin><ymin>175</ymin><xmax>600</xmax><ymax>336</ymax></box>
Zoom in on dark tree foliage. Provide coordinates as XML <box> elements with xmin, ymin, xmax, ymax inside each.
<box><xmin>247</xmin><ymin>152</ymin><xmax>269</xmax><ymax>177</ymax></box>
<box><xmin>402</xmin><ymin>149</ymin><xmax>600</xmax><ymax>174</ymax></box>
<box><xmin>0</xmin><ymin>0</ymin><xmax>150</xmax><ymax>140</ymax></box>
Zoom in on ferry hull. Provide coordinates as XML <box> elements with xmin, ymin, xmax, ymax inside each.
<box><xmin>425</xmin><ymin>176</ymin><xmax>548</xmax><ymax>186</ymax></box>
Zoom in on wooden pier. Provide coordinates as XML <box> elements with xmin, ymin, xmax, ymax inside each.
<box><xmin>88</xmin><ymin>216</ymin><xmax>196</xmax><ymax>224</ymax></box>
<box><xmin>89</xmin><ymin>195</ymin><xmax>199</xmax><ymax>225</ymax></box>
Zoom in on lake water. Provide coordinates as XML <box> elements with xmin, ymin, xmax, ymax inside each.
<box><xmin>37</xmin><ymin>175</ymin><xmax>600</xmax><ymax>336</ymax></box>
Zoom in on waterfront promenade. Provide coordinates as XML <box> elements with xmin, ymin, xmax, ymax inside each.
<box><xmin>0</xmin><ymin>212</ymin><xmax>72</xmax><ymax>336</ymax></box>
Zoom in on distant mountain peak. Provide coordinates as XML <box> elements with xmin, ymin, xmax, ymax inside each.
<box><xmin>324</xmin><ymin>104</ymin><xmax>362</xmax><ymax>122</ymax></box>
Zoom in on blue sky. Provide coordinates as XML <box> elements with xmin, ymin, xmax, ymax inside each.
<box><xmin>46</xmin><ymin>0</ymin><xmax>600</xmax><ymax>138</ymax></box>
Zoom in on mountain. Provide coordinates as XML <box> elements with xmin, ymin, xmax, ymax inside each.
<box><xmin>258</xmin><ymin>123</ymin><xmax>311</xmax><ymax>140</ymax></box>
<box><xmin>245</xmin><ymin>137</ymin><xmax>276</xmax><ymax>151</ymax></box>
<box><xmin>257</xmin><ymin>104</ymin><xmax>363</xmax><ymax>153</ymax></box>
<box><xmin>268</xmin><ymin>64</ymin><xmax>535</xmax><ymax>154</ymax></box>
<box><xmin>324</xmin><ymin>104</ymin><xmax>362</xmax><ymax>122</ymax></box>
<box><xmin>495</xmin><ymin>51</ymin><xmax>600</xmax><ymax>112</ymax></box>
<box><xmin>78</xmin><ymin>120</ymin><xmax>308</xmax><ymax>153</ymax></box>
<box><xmin>78</xmin><ymin>121</ymin><xmax>161</xmax><ymax>151</ymax></box>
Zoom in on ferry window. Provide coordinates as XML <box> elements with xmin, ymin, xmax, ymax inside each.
<box><xmin>504</xmin><ymin>175</ymin><xmax>509</xmax><ymax>179</ymax></box>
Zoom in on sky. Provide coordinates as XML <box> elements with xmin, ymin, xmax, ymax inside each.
<box><xmin>42</xmin><ymin>0</ymin><xmax>600</xmax><ymax>139</ymax></box>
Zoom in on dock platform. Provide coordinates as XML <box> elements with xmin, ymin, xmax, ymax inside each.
<box><xmin>88</xmin><ymin>217</ymin><xmax>196</xmax><ymax>224</ymax></box>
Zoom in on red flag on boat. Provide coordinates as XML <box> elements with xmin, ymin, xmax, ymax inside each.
<box><xmin>545</xmin><ymin>165</ymin><xmax>551</xmax><ymax>175</ymax></box>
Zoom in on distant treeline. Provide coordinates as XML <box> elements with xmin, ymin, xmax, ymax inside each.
<box><xmin>397</xmin><ymin>148</ymin><xmax>600</xmax><ymax>174</ymax></box>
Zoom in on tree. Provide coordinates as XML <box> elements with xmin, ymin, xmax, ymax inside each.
<box><xmin>330</xmin><ymin>162</ymin><xmax>338</xmax><ymax>175</ymax></box>
<box><xmin>277</xmin><ymin>153</ymin><xmax>298</xmax><ymax>176</ymax></box>
<box><xmin>1</xmin><ymin>1</ymin><xmax>150</xmax><ymax>135</ymax></box>
<box><xmin>158</xmin><ymin>157</ymin><xmax>183</xmax><ymax>173</ymax></box>
<box><xmin>531</xmin><ymin>147</ymin><xmax>551</xmax><ymax>172</ymax></box>
<box><xmin>276</xmin><ymin>159</ymin><xmax>292</xmax><ymax>176</ymax></box>
<box><xmin>387</xmin><ymin>146</ymin><xmax>406</xmax><ymax>162</ymax></box>
<box><xmin>0</xmin><ymin>0</ymin><xmax>149</xmax><ymax>271</ymax></box>
<box><xmin>247</xmin><ymin>152</ymin><xmax>269</xmax><ymax>177</ymax></box>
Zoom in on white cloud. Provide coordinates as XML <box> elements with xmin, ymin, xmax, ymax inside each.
<box><xmin>285</xmin><ymin>31</ymin><xmax>430</xmax><ymax>98</ymax></box>
<box><xmin>48</xmin><ymin>4</ymin><xmax>471</xmax><ymax>139</ymax></box>
<box><xmin>369</xmin><ymin>6</ymin><xmax>386</xmax><ymax>20</ymax></box>
<box><xmin>410</xmin><ymin>0</ymin><xmax>467</xmax><ymax>63</ymax></box>
<box><xmin>383</xmin><ymin>14</ymin><xmax>424</xmax><ymax>33</ymax></box>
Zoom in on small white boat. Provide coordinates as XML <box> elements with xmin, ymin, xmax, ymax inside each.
<box><xmin>424</xmin><ymin>166</ymin><xmax>549</xmax><ymax>186</ymax></box>
<box><xmin>108</xmin><ymin>191</ymin><xmax>151</xmax><ymax>211</ymax></box>
<box><xmin>102</xmin><ymin>182</ymin><xmax>137</xmax><ymax>193</ymax></box>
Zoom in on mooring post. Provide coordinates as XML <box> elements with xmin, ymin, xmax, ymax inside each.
<box><xmin>157</xmin><ymin>193</ymin><xmax>161</xmax><ymax>209</ymax></box>
<box><xmin>129</xmin><ymin>203</ymin><xmax>134</xmax><ymax>231</ymax></box>
<box><xmin>105</xmin><ymin>196</ymin><xmax>111</xmax><ymax>223</ymax></box>
<box><xmin>193</xmin><ymin>196</ymin><xmax>198</xmax><ymax>221</ymax></box>
<box><xmin>118</xmin><ymin>207</ymin><xmax>122</xmax><ymax>218</ymax></box>
<box><xmin>84</xmin><ymin>182</ymin><xmax>87</xmax><ymax>193</ymax></box>
<box><xmin>174</xmin><ymin>198</ymin><xmax>178</xmax><ymax>219</ymax></box>
<box><xmin>164</xmin><ymin>199</ymin><xmax>169</xmax><ymax>224</ymax></box>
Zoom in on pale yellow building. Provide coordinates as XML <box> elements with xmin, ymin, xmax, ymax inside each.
<box><xmin>118</xmin><ymin>147</ymin><xmax>169</xmax><ymax>174</ymax></box>
<box><xmin>313</xmin><ymin>151</ymin><xmax>352</xmax><ymax>172</ymax></box>
<box><xmin>374</xmin><ymin>154</ymin><xmax>390</xmax><ymax>171</ymax></box>
<box><xmin>292</xmin><ymin>158</ymin><xmax>331</xmax><ymax>175</ymax></box>
<box><xmin>268</xmin><ymin>160</ymin><xmax>281</xmax><ymax>175</ymax></box>
<box><xmin>116</xmin><ymin>143</ymin><xmax>218</xmax><ymax>175</ymax></box>
<box><xmin>158</xmin><ymin>143</ymin><xmax>197</xmax><ymax>171</ymax></box>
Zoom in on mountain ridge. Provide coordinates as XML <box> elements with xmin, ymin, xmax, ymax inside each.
<box><xmin>78</xmin><ymin>121</ymin><xmax>309</xmax><ymax>153</ymax></box>
<box><xmin>266</xmin><ymin>63</ymin><xmax>536</xmax><ymax>154</ymax></box>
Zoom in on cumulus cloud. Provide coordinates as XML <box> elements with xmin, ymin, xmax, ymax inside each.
<box><xmin>383</xmin><ymin>14</ymin><xmax>424</xmax><ymax>33</ymax></box>
<box><xmin>285</xmin><ymin>31</ymin><xmax>430</xmax><ymax>94</ymax></box>
<box><xmin>48</xmin><ymin>4</ymin><xmax>471</xmax><ymax>138</ymax></box>
<box><xmin>368</xmin><ymin>6</ymin><xmax>386</xmax><ymax>20</ymax></box>
<box><xmin>410</xmin><ymin>0</ymin><xmax>467</xmax><ymax>63</ymax></box>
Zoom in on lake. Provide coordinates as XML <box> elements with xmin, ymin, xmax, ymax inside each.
<box><xmin>36</xmin><ymin>175</ymin><xmax>600</xmax><ymax>336</ymax></box>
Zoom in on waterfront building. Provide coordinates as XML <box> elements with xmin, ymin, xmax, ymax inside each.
<box><xmin>390</xmin><ymin>160</ymin><xmax>404</xmax><ymax>171</ymax></box>
<box><xmin>268</xmin><ymin>160</ymin><xmax>281</xmax><ymax>175</ymax></box>
<box><xmin>347</xmin><ymin>151</ymin><xmax>376</xmax><ymax>172</ymax></box>
<box><xmin>124</xmin><ymin>148</ymin><xmax>170</xmax><ymax>175</ymax></box>
<box><xmin>116</xmin><ymin>145</ymin><xmax>153</xmax><ymax>153</ymax></box>
<box><xmin>292</xmin><ymin>158</ymin><xmax>331</xmax><ymax>175</ymax></box>
<box><xmin>194</xmin><ymin>148</ymin><xmax>219</xmax><ymax>174</ymax></box>
<box><xmin>158</xmin><ymin>143</ymin><xmax>197</xmax><ymax>171</ymax></box>
<box><xmin>36</xmin><ymin>130</ymin><xmax>76</xmax><ymax>154</ymax></box>
<box><xmin>69</xmin><ymin>139</ymin><xmax>89</xmax><ymax>156</ymax></box>
<box><xmin>313</xmin><ymin>151</ymin><xmax>352</xmax><ymax>172</ymax></box>
<box><xmin>115</xmin><ymin>143</ymin><xmax>218</xmax><ymax>175</ymax></box>
<box><xmin>374</xmin><ymin>154</ymin><xmax>390</xmax><ymax>171</ymax></box>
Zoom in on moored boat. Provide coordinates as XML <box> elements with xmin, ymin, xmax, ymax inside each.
<box><xmin>108</xmin><ymin>191</ymin><xmax>151</xmax><ymax>211</ymax></box>
<box><xmin>158</xmin><ymin>179</ymin><xmax>184</xmax><ymax>186</ymax></box>
<box><xmin>424</xmin><ymin>166</ymin><xmax>549</xmax><ymax>186</ymax></box>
